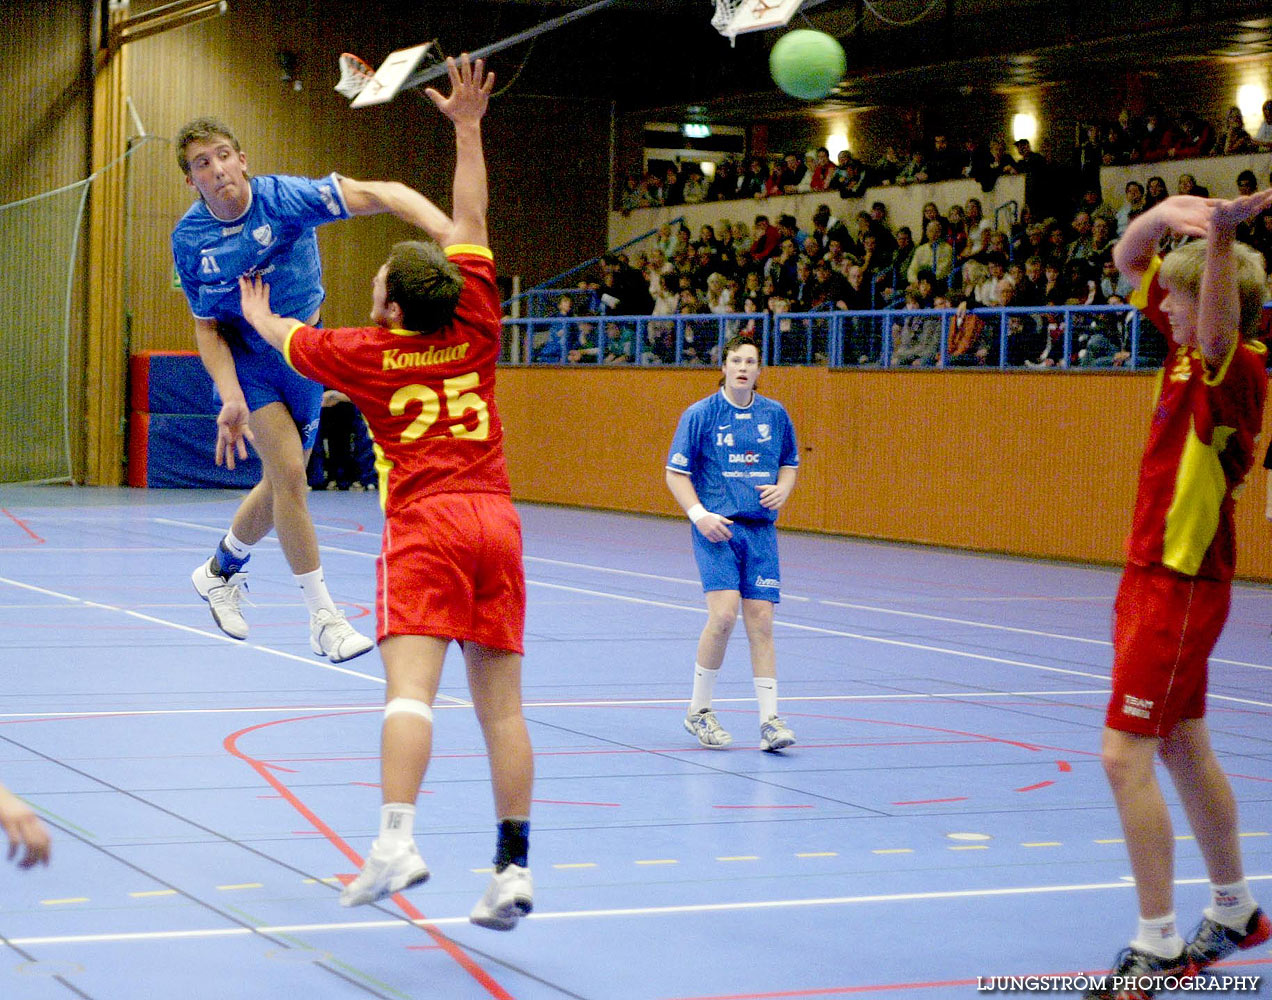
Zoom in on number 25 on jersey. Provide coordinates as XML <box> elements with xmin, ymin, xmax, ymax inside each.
<box><xmin>390</xmin><ymin>372</ymin><xmax>489</xmax><ymax>443</ymax></box>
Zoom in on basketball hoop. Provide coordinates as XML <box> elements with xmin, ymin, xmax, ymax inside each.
<box><xmin>712</xmin><ymin>0</ymin><xmax>804</xmax><ymax>46</ymax></box>
<box><xmin>334</xmin><ymin>52</ymin><xmax>374</xmax><ymax>99</ymax></box>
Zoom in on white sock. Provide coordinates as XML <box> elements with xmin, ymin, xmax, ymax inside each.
<box><xmin>689</xmin><ymin>663</ymin><xmax>720</xmax><ymax>714</ymax></box>
<box><xmin>754</xmin><ymin>676</ymin><xmax>778</xmax><ymax>722</ymax></box>
<box><xmin>223</xmin><ymin>529</ymin><xmax>252</xmax><ymax>561</ymax></box>
<box><xmin>376</xmin><ymin>802</ymin><xmax>415</xmax><ymax>851</ymax></box>
<box><xmin>295</xmin><ymin>567</ymin><xmax>337</xmax><ymax>616</ymax></box>
<box><xmin>1206</xmin><ymin>879</ymin><xmax>1257</xmax><ymax>930</ymax></box>
<box><xmin>1132</xmin><ymin>912</ymin><xmax>1184</xmax><ymax>959</ymax></box>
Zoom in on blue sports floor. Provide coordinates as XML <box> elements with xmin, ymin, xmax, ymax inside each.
<box><xmin>1</xmin><ymin>485</ymin><xmax>1271</xmax><ymax>999</ymax></box>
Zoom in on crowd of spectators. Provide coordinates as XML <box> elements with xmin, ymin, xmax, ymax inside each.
<box><xmin>621</xmin><ymin>101</ymin><xmax>1272</xmax><ymax>214</ymax></box>
<box><xmin>541</xmin><ymin>102</ymin><xmax>1272</xmax><ymax>367</ymax></box>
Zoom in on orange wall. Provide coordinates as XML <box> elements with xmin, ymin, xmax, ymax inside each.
<box><xmin>497</xmin><ymin>367</ymin><xmax>1272</xmax><ymax>581</ymax></box>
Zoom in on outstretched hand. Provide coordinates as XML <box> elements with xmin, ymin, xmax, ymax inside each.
<box><xmin>1154</xmin><ymin>194</ymin><xmax>1219</xmax><ymax>240</ymax></box>
<box><xmin>0</xmin><ymin>787</ymin><xmax>50</xmax><ymax>869</ymax></box>
<box><xmin>1211</xmin><ymin>187</ymin><xmax>1272</xmax><ymax>236</ymax></box>
<box><xmin>424</xmin><ymin>54</ymin><xmax>494</xmax><ymax>125</ymax></box>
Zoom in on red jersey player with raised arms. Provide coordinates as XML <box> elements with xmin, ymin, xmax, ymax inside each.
<box><xmin>238</xmin><ymin>53</ymin><xmax>534</xmax><ymax>931</ymax></box>
<box><xmin>1084</xmin><ymin>184</ymin><xmax>1272</xmax><ymax>998</ymax></box>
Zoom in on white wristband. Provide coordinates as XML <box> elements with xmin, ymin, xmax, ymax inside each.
<box><xmin>686</xmin><ymin>503</ymin><xmax>710</xmax><ymax>524</ymax></box>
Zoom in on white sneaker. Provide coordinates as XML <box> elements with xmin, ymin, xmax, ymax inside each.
<box><xmin>469</xmin><ymin>864</ymin><xmax>533</xmax><ymax>931</ymax></box>
<box><xmin>684</xmin><ymin>708</ymin><xmax>733</xmax><ymax>749</ymax></box>
<box><xmin>310</xmin><ymin>608</ymin><xmax>374</xmax><ymax>663</ymax></box>
<box><xmin>760</xmin><ymin>715</ymin><xmax>796</xmax><ymax>752</ymax></box>
<box><xmin>339</xmin><ymin>842</ymin><xmax>430</xmax><ymax>907</ymax></box>
<box><xmin>191</xmin><ymin>559</ymin><xmax>249</xmax><ymax>640</ymax></box>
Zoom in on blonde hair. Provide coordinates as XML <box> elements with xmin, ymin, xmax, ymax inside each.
<box><xmin>1159</xmin><ymin>240</ymin><xmax>1268</xmax><ymax>339</ymax></box>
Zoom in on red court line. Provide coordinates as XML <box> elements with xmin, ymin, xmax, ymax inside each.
<box><xmin>666</xmin><ymin>977</ymin><xmax>979</xmax><ymax>998</ymax></box>
<box><xmin>892</xmin><ymin>797</ymin><xmax>968</xmax><ymax>806</ymax></box>
<box><xmin>224</xmin><ymin>711</ymin><xmax>513</xmax><ymax>1000</ymax></box>
<box><xmin>1015</xmin><ymin>781</ymin><xmax>1055</xmax><ymax>793</ymax></box>
<box><xmin>665</xmin><ymin>956</ymin><xmax>1272</xmax><ymax>998</ymax></box>
<box><xmin>1</xmin><ymin>508</ymin><xmax>44</xmax><ymax>544</ymax></box>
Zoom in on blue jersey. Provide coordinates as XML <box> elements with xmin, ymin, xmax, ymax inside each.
<box><xmin>171</xmin><ymin>173</ymin><xmax>350</xmax><ymax>355</ymax></box>
<box><xmin>666</xmin><ymin>389</ymin><xmax>799</xmax><ymax>522</ymax></box>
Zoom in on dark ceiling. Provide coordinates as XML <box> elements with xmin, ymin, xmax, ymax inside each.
<box><xmin>422</xmin><ymin>0</ymin><xmax>1272</xmax><ymax>121</ymax></box>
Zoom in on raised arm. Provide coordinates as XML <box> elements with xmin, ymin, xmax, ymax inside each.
<box><xmin>1112</xmin><ymin>195</ymin><xmax>1215</xmax><ymax>285</ymax></box>
<box><xmin>339</xmin><ymin>177</ymin><xmax>455</xmax><ymax>245</ymax></box>
<box><xmin>1196</xmin><ymin>188</ymin><xmax>1272</xmax><ymax>367</ymax></box>
<box><xmin>424</xmin><ymin>54</ymin><xmax>494</xmax><ymax>249</ymax></box>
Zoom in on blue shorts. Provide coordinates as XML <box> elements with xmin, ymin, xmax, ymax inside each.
<box><xmin>220</xmin><ymin>343</ymin><xmax>322</xmax><ymax>451</ymax></box>
<box><xmin>690</xmin><ymin>518</ymin><xmax>781</xmax><ymax>602</ymax></box>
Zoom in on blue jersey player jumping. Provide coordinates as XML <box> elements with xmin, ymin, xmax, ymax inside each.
<box><xmin>665</xmin><ymin>336</ymin><xmax>800</xmax><ymax>752</ymax></box>
<box><xmin>172</xmin><ymin>117</ymin><xmax>455</xmax><ymax>662</ymax></box>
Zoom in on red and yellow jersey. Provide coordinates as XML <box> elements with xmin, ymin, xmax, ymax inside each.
<box><xmin>1125</xmin><ymin>258</ymin><xmax>1267</xmax><ymax>580</ymax></box>
<box><xmin>283</xmin><ymin>245</ymin><xmax>510</xmax><ymax>515</ymax></box>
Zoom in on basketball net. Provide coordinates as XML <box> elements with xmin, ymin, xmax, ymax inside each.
<box><xmin>711</xmin><ymin>0</ymin><xmax>787</xmax><ymax>46</ymax></box>
<box><xmin>334</xmin><ymin>53</ymin><xmax>374</xmax><ymax>99</ymax></box>
<box><xmin>711</xmin><ymin>0</ymin><xmax>746</xmax><ymax>44</ymax></box>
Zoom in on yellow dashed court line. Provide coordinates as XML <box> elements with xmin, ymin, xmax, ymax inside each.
<box><xmin>41</xmin><ymin>898</ymin><xmax>89</xmax><ymax>906</ymax></box>
<box><xmin>216</xmin><ymin>883</ymin><xmax>263</xmax><ymax>891</ymax></box>
<box><xmin>717</xmin><ymin>856</ymin><xmax>759</xmax><ymax>862</ymax></box>
<box><xmin>635</xmin><ymin>859</ymin><xmax>678</xmax><ymax>866</ymax></box>
<box><xmin>553</xmin><ymin>863</ymin><xmax>597</xmax><ymax>870</ymax></box>
<box><xmin>471</xmin><ymin>867</ymin><xmax>494</xmax><ymax>874</ymax></box>
<box><xmin>1022</xmin><ymin>842</ymin><xmax>1062</xmax><ymax>848</ymax></box>
<box><xmin>949</xmin><ymin>845</ymin><xmax>989</xmax><ymax>851</ymax></box>
<box><xmin>1095</xmin><ymin>838</ymin><xmax>1125</xmax><ymax>844</ymax></box>
<box><xmin>303</xmin><ymin>877</ymin><xmax>341</xmax><ymax>885</ymax></box>
<box><xmin>1240</xmin><ymin>832</ymin><xmax>1270</xmax><ymax>838</ymax></box>
<box><xmin>872</xmin><ymin>848</ymin><xmax>913</xmax><ymax>855</ymax></box>
<box><xmin>130</xmin><ymin>890</ymin><xmax>177</xmax><ymax>898</ymax></box>
<box><xmin>796</xmin><ymin>852</ymin><xmax>838</xmax><ymax>858</ymax></box>
<box><xmin>1174</xmin><ymin>835</ymin><xmax>1195</xmax><ymax>842</ymax></box>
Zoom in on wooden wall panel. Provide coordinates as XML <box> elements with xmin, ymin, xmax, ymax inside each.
<box><xmin>497</xmin><ymin>367</ymin><xmax>1272</xmax><ymax>583</ymax></box>
<box><xmin>0</xmin><ymin>3</ymin><xmax>91</xmax><ymax>204</ymax></box>
<box><xmin>0</xmin><ymin>1</ymin><xmax>92</xmax><ymax>479</ymax></box>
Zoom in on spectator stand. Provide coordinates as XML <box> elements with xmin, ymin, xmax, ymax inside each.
<box><xmin>607</xmin><ymin>174</ymin><xmax>1027</xmax><ymax>258</ymax></box>
<box><xmin>1098</xmin><ymin>151</ymin><xmax>1271</xmax><ymax>210</ymax></box>
<box><xmin>502</xmin><ymin>300</ymin><xmax>1164</xmax><ymax>371</ymax></box>
<box><xmin>501</xmin><ymin>217</ymin><xmax>685</xmax><ymax>360</ymax></box>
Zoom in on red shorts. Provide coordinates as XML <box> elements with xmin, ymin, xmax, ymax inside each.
<box><xmin>377</xmin><ymin>492</ymin><xmax>525</xmax><ymax>654</ymax></box>
<box><xmin>1105</xmin><ymin>561</ymin><xmax>1230</xmax><ymax>737</ymax></box>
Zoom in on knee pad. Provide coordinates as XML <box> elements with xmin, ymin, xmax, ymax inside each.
<box><xmin>385</xmin><ymin>697</ymin><xmax>433</xmax><ymax>723</ymax></box>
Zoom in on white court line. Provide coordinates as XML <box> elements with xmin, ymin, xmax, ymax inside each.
<box><xmin>0</xmin><ymin>573</ymin><xmax>468</xmax><ymax>706</ymax></box>
<box><xmin>147</xmin><ymin>516</ymin><xmax>1272</xmax><ymax>670</ymax></box>
<box><xmin>13</xmin><ymin>518</ymin><xmax>1270</xmax><ymax>711</ymax></box>
<box><xmin>10</xmin><ymin>873</ymin><xmax>1272</xmax><ymax>948</ymax></box>
<box><xmin>0</xmin><ymin>690</ymin><xmax>1114</xmax><ymax>721</ymax></box>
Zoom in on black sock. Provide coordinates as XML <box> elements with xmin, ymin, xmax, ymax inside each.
<box><xmin>493</xmin><ymin>818</ymin><xmax>530</xmax><ymax>871</ymax></box>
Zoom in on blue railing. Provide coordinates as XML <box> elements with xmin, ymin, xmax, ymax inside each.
<box><xmin>501</xmin><ymin>217</ymin><xmax>685</xmax><ymax>317</ymax></box>
<box><xmin>500</xmin><ymin>302</ymin><xmax>1182</xmax><ymax>370</ymax></box>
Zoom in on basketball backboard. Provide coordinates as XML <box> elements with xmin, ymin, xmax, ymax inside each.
<box><xmin>349</xmin><ymin>42</ymin><xmax>436</xmax><ymax>108</ymax></box>
<box><xmin>712</xmin><ymin>0</ymin><xmax>804</xmax><ymax>41</ymax></box>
